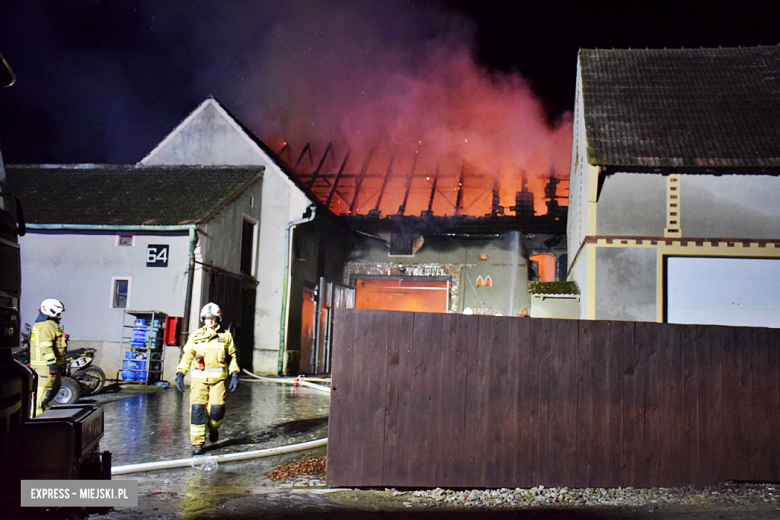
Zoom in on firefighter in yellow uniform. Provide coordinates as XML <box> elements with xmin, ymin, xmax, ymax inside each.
<box><xmin>30</xmin><ymin>298</ymin><xmax>67</xmax><ymax>415</ymax></box>
<box><xmin>175</xmin><ymin>303</ymin><xmax>240</xmax><ymax>455</ymax></box>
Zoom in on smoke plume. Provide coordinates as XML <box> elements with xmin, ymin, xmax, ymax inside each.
<box><xmin>206</xmin><ymin>1</ymin><xmax>572</xmax><ymax>216</ymax></box>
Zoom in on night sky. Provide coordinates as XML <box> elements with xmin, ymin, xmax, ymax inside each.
<box><xmin>0</xmin><ymin>0</ymin><xmax>778</xmax><ymax>165</ymax></box>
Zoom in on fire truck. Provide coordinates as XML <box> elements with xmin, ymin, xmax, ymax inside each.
<box><xmin>0</xmin><ymin>52</ymin><xmax>111</xmax><ymax>518</ymax></box>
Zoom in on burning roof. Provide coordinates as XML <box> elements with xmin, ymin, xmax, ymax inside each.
<box><xmin>277</xmin><ymin>141</ymin><xmax>569</xmax><ymax>223</ymax></box>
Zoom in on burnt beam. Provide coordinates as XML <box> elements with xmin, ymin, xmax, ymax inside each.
<box><xmin>349</xmin><ymin>148</ymin><xmax>376</xmax><ymax>214</ymax></box>
<box><xmin>397</xmin><ymin>153</ymin><xmax>418</xmax><ymax>215</ymax></box>
<box><xmin>373</xmin><ymin>149</ymin><xmax>396</xmax><ymax>214</ymax></box>
<box><xmin>325</xmin><ymin>151</ymin><xmax>350</xmax><ymax>209</ymax></box>
<box><xmin>454</xmin><ymin>164</ymin><xmax>465</xmax><ymax>215</ymax></box>
<box><xmin>307</xmin><ymin>143</ymin><xmax>333</xmax><ymax>189</ymax></box>
<box><xmin>279</xmin><ymin>142</ymin><xmax>294</xmax><ymax>165</ymax></box>
<box><xmin>293</xmin><ymin>143</ymin><xmax>313</xmax><ymax>171</ymax></box>
<box><xmin>424</xmin><ymin>165</ymin><xmax>440</xmax><ymax>215</ymax></box>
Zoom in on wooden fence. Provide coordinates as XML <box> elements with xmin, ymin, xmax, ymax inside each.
<box><xmin>326</xmin><ymin>309</ymin><xmax>780</xmax><ymax>489</ymax></box>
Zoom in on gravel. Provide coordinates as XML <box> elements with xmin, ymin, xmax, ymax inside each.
<box><xmin>379</xmin><ymin>483</ymin><xmax>780</xmax><ymax>511</ymax></box>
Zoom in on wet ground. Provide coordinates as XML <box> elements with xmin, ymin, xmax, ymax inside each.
<box><xmin>11</xmin><ymin>379</ymin><xmax>780</xmax><ymax>519</ymax></box>
<box><xmin>98</xmin><ymin>381</ymin><xmax>328</xmax><ymax>464</ymax></box>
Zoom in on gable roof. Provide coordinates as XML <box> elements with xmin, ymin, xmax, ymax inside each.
<box><xmin>7</xmin><ymin>164</ymin><xmax>262</xmax><ymax>226</ymax></box>
<box><xmin>140</xmin><ymin>97</ymin><xmax>318</xmax><ymax>205</ymax></box>
<box><xmin>580</xmin><ymin>45</ymin><xmax>780</xmax><ymax>169</ymax></box>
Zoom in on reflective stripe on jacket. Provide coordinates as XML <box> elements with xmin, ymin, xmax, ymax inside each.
<box><xmin>177</xmin><ymin>325</ymin><xmax>239</xmax><ymax>383</ymax></box>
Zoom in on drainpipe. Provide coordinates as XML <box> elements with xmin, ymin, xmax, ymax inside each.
<box><xmin>277</xmin><ymin>205</ymin><xmax>317</xmax><ymax>375</ymax></box>
<box><xmin>181</xmin><ymin>226</ymin><xmax>198</xmax><ymax>345</ymax></box>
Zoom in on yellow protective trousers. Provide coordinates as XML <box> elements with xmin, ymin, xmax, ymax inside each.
<box><xmin>33</xmin><ymin>366</ymin><xmax>61</xmax><ymax>415</ymax></box>
<box><xmin>189</xmin><ymin>379</ymin><xmax>226</xmax><ymax>446</ymax></box>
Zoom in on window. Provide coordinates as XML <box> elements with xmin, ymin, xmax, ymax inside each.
<box><xmin>118</xmin><ymin>235</ymin><xmax>133</xmax><ymax>246</ymax></box>
<box><xmin>111</xmin><ymin>277</ymin><xmax>130</xmax><ymax>308</ymax></box>
<box><xmin>240</xmin><ymin>217</ymin><xmax>258</xmax><ymax>276</ymax></box>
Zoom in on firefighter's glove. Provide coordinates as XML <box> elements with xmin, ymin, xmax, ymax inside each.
<box><xmin>175</xmin><ymin>372</ymin><xmax>185</xmax><ymax>392</ymax></box>
<box><xmin>48</xmin><ymin>364</ymin><xmax>59</xmax><ymax>375</ymax></box>
<box><xmin>228</xmin><ymin>371</ymin><xmax>239</xmax><ymax>392</ymax></box>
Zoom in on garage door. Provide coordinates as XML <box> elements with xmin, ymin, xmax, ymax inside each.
<box><xmin>667</xmin><ymin>257</ymin><xmax>780</xmax><ymax>328</ymax></box>
<box><xmin>354</xmin><ymin>277</ymin><xmax>449</xmax><ymax>313</ymax></box>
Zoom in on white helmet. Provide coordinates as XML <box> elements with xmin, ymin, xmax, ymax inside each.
<box><xmin>41</xmin><ymin>298</ymin><xmax>65</xmax><ymax>317</ymax></box>
<box><xmin>200</xmin><ymin>302</ymin><xmax>221</xmax><ymax>321</ymax></box>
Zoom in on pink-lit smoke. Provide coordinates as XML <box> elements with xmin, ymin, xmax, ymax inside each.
<box><xmin>213</xmin><ymin>1</ymin><xmax>572</xmax><ymax>216</ymax></box>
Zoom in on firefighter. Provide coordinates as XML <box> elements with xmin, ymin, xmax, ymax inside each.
<box><xmin>175</xmin><ymin>302</ymin><xmax>240</xmax><ymax>456</ymax></box>
<box><xmin>30</xmin><ymin>298</ymin><xmax>67</xmax><ymax>415</ymax></box>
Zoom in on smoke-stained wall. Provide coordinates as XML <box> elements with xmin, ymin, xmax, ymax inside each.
<box><xmin>594</xmin><ymin>247</ymin><xmax>657</xmax><ymax>322</ymax></box>
<box><xmin>346</xmin><ymin>231</ymin><xmax>532</xmax><ymax>316</ymax></box>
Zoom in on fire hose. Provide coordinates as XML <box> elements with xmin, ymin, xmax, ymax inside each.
<box><xmin>111</xmin><ymin>371</ymin><xmax>331</xmax><ymax>476</ymax></box>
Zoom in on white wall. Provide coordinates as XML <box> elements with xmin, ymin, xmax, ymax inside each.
<box><xmin>20</xmin><ymin>231</ymin><xmax>191</xmax><ymax>380</ymax></box>
<box><xmin>253</xmin><ymin>171</ymin><xmax>292</xmax><ymax>373</ymax></box>
<box><xmin>680</xmin><ymin>174</ymin><xmax>780</xmax><ymax>239</ymax></box>
<box><xmin>567</xmin><ymin>61</ymin><xmax>589</xmax><ymax>275</ymax></box>
<box><xmin>20</xmin><ymin>231</ymin><xmax>190</xmax><ymax>340</ymax></box>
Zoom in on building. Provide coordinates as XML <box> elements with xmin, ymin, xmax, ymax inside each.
<box><xmin>143</xmin><ymin>97</ymin><xmax>573</xmax><ymax>373</ymax></box>
<box><xmin>568</xmin><ymin>46</ymin><xmax>780</xmax><ymax>327</ymax></box>
<box><xmin>9</xmin><ymin>164</ymin><xmax>263</xmax><ymax>379</ymax></box>
<box><xmin>139</xmin><ymin>98</ymin><xmax>353</xmax><ymax>375</ymax></box>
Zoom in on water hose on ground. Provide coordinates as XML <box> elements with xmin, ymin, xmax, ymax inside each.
<box><xmin>240</xmin><ymin>368</ymin><xmax>332</xmax><ymax>395</ymax></box>
<box><xmin>110</xmin><ymin>370</ymin><xmax>331</xmax><ymax>475</ymax></box>
<box><xmin>111</xmin><ymin>438</ymin><xmax>327</xmax><ymax>475</ymax></box>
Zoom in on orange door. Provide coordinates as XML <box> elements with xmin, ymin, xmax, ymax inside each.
<box><xmin>354</xmin><ymin>278</ymin><xmax>448</xmax><ymax>313</ymax></box>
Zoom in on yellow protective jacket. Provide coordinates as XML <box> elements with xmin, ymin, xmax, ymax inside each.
<box><xmin>30</xmin><ymin>318</ymin><xmax>67</xmax><ymax>368</ymax></box>
<box><xmin>177</xmin><ymin>325</ymin><xmax>239</xmax><ymax>383</ymax></box>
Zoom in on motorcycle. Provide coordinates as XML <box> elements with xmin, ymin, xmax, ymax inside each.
<box><xmin>15</xmin><ymin>323</ymin><xmax>107</xmax><ymax>405</ymax></box>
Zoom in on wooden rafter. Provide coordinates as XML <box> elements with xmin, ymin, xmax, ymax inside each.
<box><xmin>454</xmin><ymin>164</ymin><xmax>465</xmax><ymax>215</ymax></box>
<box><xmin>279</xmin><ymin>143</ymin><xmax>294</xmax><ymax>165</ymax></box>
<box><xmin>307</xmin><ymin>143</ymin><xmax>333</xmax><ymax>189</ymax></box>
<box><xmin>313</xmin><ymin>175</ymin><xmax>352</xmax><ymax>208</ymax></box>
<box><xmin>293</xmin><ymin>143</ymin><xmax>313</xmax><ymax>171</ymax></box>
<box><xmin>397</xmin><ymin>154</ymin><xmax>418</xmax><ymax>215</ymax></box>
<box><xmin>426</xmin><ymin>165</ymin><xmax>440</xmax><ymax>213</ymax></box>
<box><xmin>349</xmin><ymin>148</ymin><xmax>376</xmax><ymax>214</ymax></box>
<box><xmin>325</xmin><ymin>151</ymin><xmax>350</xmax><ymax>209</ymax></box>
<box><xmin>373</xmin><ymin>149</ymin><xmax>396</xmax><ymax>212</ymax></box>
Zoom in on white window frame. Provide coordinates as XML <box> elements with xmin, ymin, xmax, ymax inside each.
<box><xmin>110</xmin><ymin>276</ymin><xmax>131</xmax><ymax>309</ymax></box>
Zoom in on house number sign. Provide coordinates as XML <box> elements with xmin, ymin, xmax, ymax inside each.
<box><xmin>146</xmin><ymin>245</ymin><xmax>169</xmax><ymax>267</ymax></box>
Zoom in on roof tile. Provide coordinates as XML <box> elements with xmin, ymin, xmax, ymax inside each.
<box><xmin>580</xmin><ymin>46</ymin><xmax>780</xmax><ymax>168</ymax></box>
<box><xmin>6</xmin><ymin>164</ymin><xmax>262</xmax><ymax>226</ymax></box>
